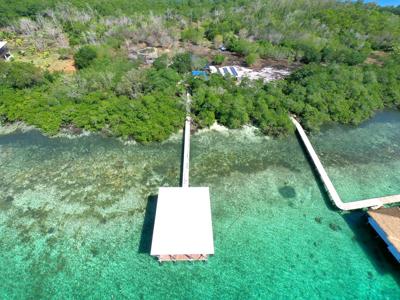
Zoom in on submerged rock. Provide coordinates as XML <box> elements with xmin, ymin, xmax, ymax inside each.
<box><xmin>5</xmin><ymin>195</ymin><xmax>14</xmax><ymax>203</ymax></box>
<box><xmin>313</xmin><ymin>241</ymin><xmax>321</xmax><ymax>247</ymax></box>
<box><xmin>278</xmin><ymin>186</ymin><xmax>296</xmax><ymax>198</ymax></box>
<box><xmin>90</xmin><ymin>247</ymin><xmax>99</xmax><ymax>257</ymax></box>
<box><xmin>329</xmin><ymin>223</ymin><xmax>342</xmax><ymax>231</ymax></box>
<box><xmin>314</xmin><ymin>217</ymin><xmax>323</xmax><ymax>224</ymax></box>
<box><xmin>114</xmin><ymin>160</ymin><xmax>124</xmax><ymax>169</ymax></box>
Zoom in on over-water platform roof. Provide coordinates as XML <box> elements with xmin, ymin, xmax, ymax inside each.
<box><xmin>151</xmin><ymin>187</ymin><xmax>214</xmax><ymax>257</ymax></box>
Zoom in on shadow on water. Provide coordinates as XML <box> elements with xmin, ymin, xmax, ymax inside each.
<box><xmin>278</xmin><ymin>186</ymin><xmax>296</xmax><ymax>198</ymax></box>
<box><xmin>138</xmin><ymin>195</ymin><xmax>158</xmax><ymax>254</ymax></box>
<box><xmin>343</xmin><ymin>212</ymin><xmax>400</xmax><ymax>285</ymax></box>
<box><xmin>294</xmin><ymin>129</ymin><xmax>400</xmax><ymax>284</ymax></box>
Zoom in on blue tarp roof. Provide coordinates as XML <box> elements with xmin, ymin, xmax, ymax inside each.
<box><xmin>192</xmin><ymin>70</ymin><xmax>208</xmax><ymax>77</ymax></box>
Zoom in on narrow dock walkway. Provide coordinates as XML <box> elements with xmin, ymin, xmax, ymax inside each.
<box><xmin>150</xmin><ymin>92</ymin><xmax>214</xmax><ymax>262</ymax></box>
<box><xmin>181</xmin><ymin>93</ymin><xmax>191</xmax><ymax>188</ymax></box>
<box><xmin>291</xmin><ymin>117</ymin><xmax>400</xmax><ymax>211</ymax></box>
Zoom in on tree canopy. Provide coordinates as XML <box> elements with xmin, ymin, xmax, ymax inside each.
<box><xmin>0</xmin><ymin>0</ymin><xmax>399</xmax><ymax>142</ymax></box>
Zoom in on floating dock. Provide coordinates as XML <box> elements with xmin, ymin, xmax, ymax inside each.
<box><xmin>368</xmin><ymin>207</ymin><xmax>400</xmax><ymax>262</ymax></box>
<box><xmin>150</xmin><ymin>93</ymin><xmax>214</xmax><ymax>262</ymax></box>
<box><xmin>291</xmin><ymin>117</ymin><xmax>400</xmax><ymax>211</ymax></box>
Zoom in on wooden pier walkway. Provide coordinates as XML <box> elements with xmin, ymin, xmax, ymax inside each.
<box><xmin>291</xmin><ymin>117</ymin><xmax>400</xmax><ymax>211</ymax></box>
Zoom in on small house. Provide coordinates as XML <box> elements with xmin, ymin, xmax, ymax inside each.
<box><xmin>209</xmin><ymin>66</ymin><xmax>218</xmax><ymax>74</ymax></box>
<box><xmin>209</xmin><ymin>65</ymin><xmax>239</xmax><ymax>78</ymax></box>
<box><xmin>218</xmin><ymin>44</ymin><xmax>227</xmax><ymax>51</ymax></box>
<box><xmin>0</xmin><ymin>41</ymin><xmax>12</xmax><ymax>61</ymax></box>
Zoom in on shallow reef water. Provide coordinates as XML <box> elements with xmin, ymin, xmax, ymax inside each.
<box><xmin>0</xmin><ymin>111</ymin><xmax>399</xmax><ymax>299</ymax></box>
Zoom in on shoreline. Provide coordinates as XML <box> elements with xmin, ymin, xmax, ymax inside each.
<box><xmin>1</xmin><ymin>109</ymin><xmax>399</xmax><ymax>143</ymax></box>
<box><xmin>0</xmin><ymin>122</ymin><xmax>36</xmax><ymax>136</ymax></box>
<box><xmin>0</xmin><ymin>107</ymin><xmax>399</xmax><ymax>298</ymax></box>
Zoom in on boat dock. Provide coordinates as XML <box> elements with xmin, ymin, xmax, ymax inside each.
<box><xmin>291</xmin><ymin>117</ymin><xmax>400</xmax><ymax>211</ymax></box>
<box><xmin>182</xmin><ymin>114</ymin><xmax>191</xmax><ymax>188</ymax></box>
<box><xmin>368</xmin><ymin>207</ymin><xmax>400</xmax><ymax>262</ymax></box>
<box><xmin>292</xmin><ymin>116</ymin><xmax>400</xmax><ymax>262</ymax></box>
<box><xmin>182</xmin><ymin>92</ymin><xmax>191</xmax><ymax>187</ymax></box>
<box><xmin>150</xmin><ymin>93</ymin><xmax>214</xmax><ymax>262</ymax></box>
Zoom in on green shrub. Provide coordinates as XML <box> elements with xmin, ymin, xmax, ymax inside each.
<box><xmin>213</xmin><ymin>34</ymin><xmax>223</xmax><ymax>49</ymax></box>
<box><xmin>0</xmin><ymin>61</ymin><xmax>44</xmax><ymax>89</ymax></box>
<box><xmin>322</xmin><ymin>46</ymin><xmax>370</xmax><ymax>65</ymax></box>
<box><xmin>153</xmin><ymin>54</ymin><xmax>169</xmax><ymax>70</ymax></box>
<box><xmin>245</xmin><ymin>53</ymin><xmax>258</xmax><ymax>66</ymax></box>
<box><xmin>171</xmin><ymin>52</ymin><xmax>192</xmax><ymax>74</ymax></box>
<box><xmin>226</xmin><ymin>37</ymin><xmax>257</xmax><ymax>56</ymax></box>
<box><xmin>181</xmin><ymin>27</ymin><xmax>205</xmax><ymax>45</ymax></box>
<box><xmin>191</xmin><ymin>55</ymin><xmax>208</xmax><ymax>70</ymax></box>
<box><xmin>74</xmin><ymin>46</ymin><xmax>98</xmax><ymax>69</ymax></box>
<box><xmin>297</xmin><ymin>44</ymin><xmax>322</xmax><ymax>63</ymax></box>
<box><xmin>58</xmin><ymin>48</ymin><xmax>71</xmax><ymax>60</ymax></box>
<box><xmin>213</xmin><ymin>54</ymin><xmax>225</xmax><ymax>65</ymax></box>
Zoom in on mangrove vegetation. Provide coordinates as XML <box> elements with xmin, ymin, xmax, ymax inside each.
<box><xmin>0</xmin><ymin>0</ymin><xmax>399</xmax><ymax>142</ymax></box>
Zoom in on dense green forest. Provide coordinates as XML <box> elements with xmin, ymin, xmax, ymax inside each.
<box><xmin>189</xmin><ymin>55</ymin><xmax>400</xmax><ymax>134</ymax></box>
<box><xmin>0</xmin><ymin>0</ymin><xmax>399</xmax><ymax>142</ymax></box>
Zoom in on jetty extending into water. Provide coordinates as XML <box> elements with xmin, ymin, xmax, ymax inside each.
<box><xmin>291</xmin><ymin>117</ymin><xmax>400</xmax><ymax>211</ymax></box>
<box><xmin>368</xmin><ymin>207</ymin><xmax>400</xmax><ymax>263</ymax></box>
<box><xmin>182</xmin><ymin>114</ymin><xmax>191</xmax><ymax>188</ymax></box>
<box><xmin>150</xmin><ymin>93</ymin><xmax>214</xmax><ymax>262</ymax></box>
<box><xmin>292</xmin><ymin>116</ymin><xmax>400</xmax><ymax>262</ymax></box>
<box><xmin>182</xmin><ymin>92</ymin><xmax>192</xmax><ymax>187</ymax></box>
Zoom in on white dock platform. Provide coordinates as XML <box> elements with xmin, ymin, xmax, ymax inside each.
<box><xmin>150</xmin><ymin>187</ymin><xmax>214</xmax><ymax>261</ymax></box>
<box><xmin>291</xmin><ymin>117</ymin><xmax>400</xmax><ymax>211</ymax></box>
<box><xmin>150</xmin><ymin>92</ymin><xmax>214</xmax><ymax>262</ymax></box>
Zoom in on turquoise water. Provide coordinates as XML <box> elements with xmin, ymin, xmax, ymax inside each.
<box><xmin>311</xmin><ymin>111</ymin><xmax>400</xmax><ymax>202</ymax></box>
<box><xmin>0</xmin><ymin>111</ymin><xmax>399</xmax><ymax>299</ymax></box>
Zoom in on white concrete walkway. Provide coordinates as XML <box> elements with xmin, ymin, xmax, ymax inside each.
<box><xmin>181</xmin><ymin>93</ymin><xmax>191</xmax><ymax>188</ymax></box>
<box><xmin>291</xmin><ymin>117</ymin><xmax>400</xmax><ymax>211</ymax></box>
